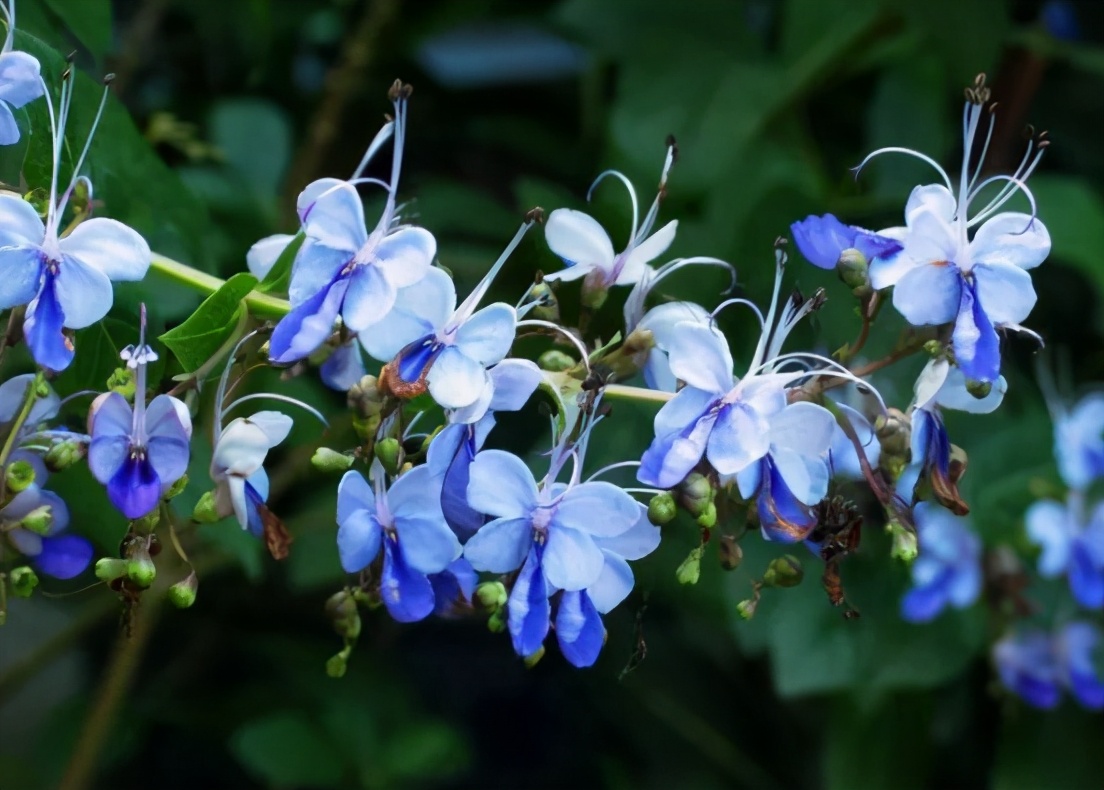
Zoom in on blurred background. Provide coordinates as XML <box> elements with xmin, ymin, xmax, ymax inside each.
<box><xmin>2</xmin><ymin>0</ymin><xmax>1103</xmax><ymax>787</ymax></box>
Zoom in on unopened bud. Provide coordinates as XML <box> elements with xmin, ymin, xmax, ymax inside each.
<box><xmin>677</xmin><ymin>473</ymin><xmax>714</xmax><ymax>517</ymax></box>
<box><xmin>475</xmin><ymin>581</ymin><xmax>508</xmax><ymax>610</ymax></box>
<box><xmin>580</xmin><ymin>275</ymin><xmax>608</xmax><ymax>311</ymax></box>
<box><xmin>347</xmin><ymin>375</ymin><xmax>384</xmax><ymax>418</ymax></box>
<box><xmin>126</xmin><ymin>546</ymin><xmax>156</xmax><ymax>588</ymax></box>
<box><xmin>312</xmin><ymin>447</ymin><xmax>355</xmax><ymax>473</ymax></box>
<box><xmin>5</xmin><ymin>459</ymin><xmax>36</xmax><ymax>493</ymax></box>
<box><xmin>647</xmin><ymin>492</ymin><xmax>677</xmax><ymax>526</ymax></box>
<box><xmin>326</xmin><ymin>649</ymin><xmax>350</xmax><ymax>679</ymax></box>
<box><xmin>165</xmin><ymin>474</ymin><xmax>189</xmax><ymax>500</ymax></box>
<box><xmin>193</xmin><ymin>490</ymin><xmax>219</xmax><ymax>523</ymax></box>
<box><xmin>523</xmin><ymin>645</ymin><xmax>546</xmax><ymax>668</ymax></box>
<box><xmin>325</xmin><ymin>590</ymin><xmax>362</xmax><ymax>640</ymax></box>
<box><xmin>106</xmin><ymin>366</ymin><xmax>136</xmax><ymax>398</ymax></box>
<box><xmin>44</xmin><ymin>440</ymin><xmax>85</xmax><ymax>472</ymax></box>
<box><xmin>836</xmin><ymin>248</ymin><xmax>870</xmax><ymax>295</ymax></box>
<box><xmin>168</xmin><ymin>572</ymin><xmax>198</xmax><ymax>608</ymax></box>
<box><xmin>487</xmin><ymin>608</ymin><xmax>506</xmax><ymax>633</ymax></box>
<box><xmin>676</xmin><ymin>545</ymin><xmax>705</xmax><ymax>585</ymax></box>
<box><xmin>10</xmin><ymin>566</ymin><xmax>39</xmax><ymax>598</ymax></box>
<box><xmin>19</xmin><ymin>505</ymin><xmax>53</xmax><ymax>535</ymax></box>
<box><xmin>923</xmin><ymin>340</ymin><xmax>944</xmax><ymax>357</ymax></box>
<box><xmin>95</xmin><ymin>557</ymin><xmax>129</xmax><ymax>582</ymax></box>
<box><xmin>374</xmin><ymin>438</ymin><xmax>402</xmax><ymax>476</ymax></box>
<box><xmin>538</xmin><ymin>349</ymin><xmax>576</xmax><ymax>372</ymax></box>
<box><xmin>718</xmin><ymin>535</ymin><xmax>743</xmax><ymax>570</ymax></box>
<box><xmin>886</xmin><ymin>521</ymin><xmax>918</xmax><ymax>562</ymax></box>
<box><xmin>526</xmin><ymin>281</ymin><xmax>560</xmax><ymax>322</ymax></box>
<box><xmin>966</xmin><ymin>378</ymin><xmax>992</xmax><ymax>399</ymax></box>
<box><xmin>696</xmin><ymin>501</ymin><xmax>718</xmax><ymax>529</ymax></box>
<box><xmin>736</xmin><ymin>598</ymin><xmax>758</xmax><ymax>620</ymax></box>
<box><xmin>763</xmin><ymin>554</ymin><xmax>804</xmax><ymax>588</ymax></box>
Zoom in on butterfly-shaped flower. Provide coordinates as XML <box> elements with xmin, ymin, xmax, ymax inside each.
<box><xmin>899</xmin><ymin>503</ymin><xmax>981</xmax><ymax>622</ymax></box>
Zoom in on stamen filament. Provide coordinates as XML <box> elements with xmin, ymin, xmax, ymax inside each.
<box><xmin>587</xmin><ymin>170</ymin><xmax>640</xmax><ymax>248</ymax></box>
<box><xmin>852</xmin><ymin>147</ymin><xmax>954</xmax><ymax>193</ymax></box>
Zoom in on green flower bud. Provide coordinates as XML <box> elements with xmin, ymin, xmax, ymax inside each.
<box><xmin>696</xmin><ymin>501</ymin><xmax>718</xmax><ymax>529</ymax></box>
<box><xmin>106</xmin><ymin>366</ymin><xmax>136</xmax><ymax>399</ymax></box>
<box><xmin>44</xmin><ymin>440</ymin><xmax>85</xmax><ymax>472</ymax></box>
<box><xmin>475</xmin><ymin>581</ymin><xmax>508</xmax><ymax>610</ymax></box>
<box><xmin>19</xmin><ymin>505</ymin><xmax>53</xmax><ymax>535</ymax></box>
<box><xmin>326</xmin><ymin>649</ymin><xmax>350</xmax><ymax>679</ymax></box>
<box><xmin>374</xmin><ymin>438</ymin><xmax>403</xmax><ymax>476</ymax></box>
<box><xmin>487</xmin><ymin>608</ymin><xmax>507</xmax><ymax>634</ymax></box>
<box><xmin>676</xmin><ymin>545</ymin><xmax>705</xmax><ymax>585</ymax></box>
<box><xmin>5</xmin><ymin>459</ymin><xmax>36</xmax><ymax>493</ymax></box>
<box><xmin>325</xmin><ymin>590</ymin><xmax>362</xmax><ymax>640</ymax></box>
<box><xmin>164</xmin><ymin>475</ymin><xmax>189</xmax><ymax>500</ymax></box>
<box><xmin>647</xmin><ymin>492</ymin><xmax>677</xmax><ymax>526</ymax></box>
<box><xmin>923</xmin><ymin>340</ymin><xmax>945</xmax><ymax>357</ymax></box>
<box><xmin>887</xmin><ymin>521</ymin><xmax>918</xmax><ymax>563</ymax></box>
<box><xmin>352</xmin><ymin>414</ymin><xmax>382</xmax><ymax>442</ymax></box>
<box><xmin>677</xmin><ymin>473</ymin><xmax>714</xmax><ymax>517</ymax></box>
<box><xmin>763</xmin><ymin>555</ymin><xmax>804</xmax><ymax>588</ymax></box>
<box><xmin>523</xmin><ymin>645</ymin><xmax>546</xmax><ymax>668</ymax></box>
<box><xmin>167</xmin><ymin>572</ymin><xmax>198</xmax><ymax>609</ymax></box>
<box><xmin>718</xmin><ymin>535</ymin><xmax>743</xmax><ymax>571</ymax></box>
<box><xmin>580</xmin><ymin>278</ymin><xmax>608</xmax><ymax>311</ymax></box>
<box><xmin>736</xmin><ymin>598</ymin><xmax>758</xmax><ymax>620</ymax></box>
<box><xmin>875</xmin><ymin>408</ymin><xmax>911</xmax><ymax>481</ymax></box>
<box><xmin>348</xmin><ymin>375</ymin><xmax>384</xmax><ymax>418</ymax></box>
<box><xmin>132</xmin><ymin>509</ymin><xmax>162</xmax><ymax>533</ymax></box>
<box><xmin>10</xmin><ymin>566</ymin><xmax>39</xmax><ymax>598</ymax></box>
<box><xmin>95</xmin><ymin>557</ymin><xmax>130</xmax><ymax>582</ymax></box>
<box><xmin>538</xmin><ymin>349</ymin><xmax>576</xmax><ymax>372</ymax></box>
<box><xmin>312</xmin><ymin>447</ymin><xmax>355</xmax><ymax>473</ymax></box>
<box><xmin>192</xmin><ymin>490</ymin><xmax>219</xmax><ymax>523</ymax></box>
<box><xmin>526</xmin><ymin>281</ymin><xmax>560</xmax><ymax>322</ymax></box>
<box><xmin>966</xmin><ymin>378</ymin><xmax>992</xmax><ymax>400</ymax></box>
<box><xmin>126</xmin><ymin>546</ymin><xmax>156</xmax><ymax>589</ymax></box>
<box><xmin>837</xmin><ymin>248</ymin><xmax>871</xmax><ymax>295</ymax></box>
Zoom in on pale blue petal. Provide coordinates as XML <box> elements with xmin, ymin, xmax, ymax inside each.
<box><xmin>706</xmin><ymin>403</ymin><xmax>770</xmax><ymax>476</ymax></box>
<box><xmin>934</xmin><ymin>367</ymin><xmax>1007</xmax><ymax>414</ymax></box>
<box><xmin>320</xmin><ymin>340</ymin><xmax>366</xmax><ymax>391</ymax></box>
<box><xmin>0</xmin><ymin>246</ymin><xmax>43</xmax><ymax>309</ymax></box>
<box><xmin>427</xmin><ymin>346</ymin><xmax>488</xmax><ymax>409</ymax></box>
<box><xmin>0</xmin><ymin>51</ymin><xmax>44</xmax><ymax>108</ymax></box>
<box><xmin>736</xmin><ymin>461</ymin><xmax>762</xmax><ymax>500</ymax></box>
<box><xmin>336</xmin><ymin>470</ymin><xmax>374</xmax><ymax>524</ymax></box>
<box><xmin>0</xmin><ymin>195</ymin><xmax>45</xmax><ymax>246</ymax></box>
<box><xmin>453</xmin><ymin>303</ymin><xmax>516</xmax><ymax>365</ymax></box>
<box><xmin>544</xmin><ymin>208</ymin><xmax>615</xmax><ymax>276</ymax></box>
<box><xmin>768</xmin><ymin>401</ymin><xmax>836</xmax><ymax>456</ymax></box>
<box><xmin>771</xmin><ymin>446</ymin><xmax>830</xmax><ymax>506</ymax></box>
<box><xmin>54</xmin><ymin>257</ymin><xmax>114</xmax><ymax>328</ymax></box>
<box><xmin>287</xmin><ymin>241</ymin><xmax>348</xmax><ymax>307</ymax></box>
<box><xmin>58</xmin><ymin>218</ymin><xmax>150</xmax><ymax>281</ymax></box>
<box><xmin>358</xmin><ymin>267</ymin><xmax>454</xmax><ymax>361</ymax></box>
<box><xmin>555</xmin><ymin>590</ymin><xmax>606</xmax><ymax>667</ymax></box>
<box><xmin>638</xmin><ymin>408</ymin><xmax>717</xmax><ymax>488</ymax></box>
<box><xmin>342</xmin><ymin>264</ymin><xmax>396</xmax><ymax>332</ymax></box>
<box><xmin>300</xmin><ymin>179</ymin><xmax>367</xmax><ymax>252</ymax></box>
<box><xmin>246</xmin><ymin>234</ymin><xmax>295</xmax><ymax>280</ymax></box>
<box><xmin>553</xmin><ymin>481</ymin><xmax>640</xmax><ymax>537</ymax></box>
<box><xmin>653</xmin><ymin>386</ymin><xmax>716</xmax><ymax>440</ymax></box>
<box><xmin>0</xmin><ymin>101</ymin><xmax>17</xmax><ymax>145</ymax></box>
<box><xmin>373</xmin><ymin>227</ymin><xmax>437</xmax><ymax>288</ymax></box>
<box><xmin>488</xmin><ymin>359</ymin><xmax>541</xmax><ymax>412</ymax></box>
<box><xmin>466</xmin><ymin>449</ymin><xmax>538</xmax><ymax>518</ymax></box>
<box><xmin>446</xmin><ymin>380</ymin><xmax>494</xmax><ymax>425</ymax></box>
<box><xmin>269</xmin><ymin>275</ymin><xmax>350</xmax><ymax>363</ymax></box>
<box><xmin>970</xmin><ymin>212</ymin><xmax>1050</xmax><ymax>270</ymax></box>
<box><xmin>664</xmin><ymin>321</ymin><xmax>733</xmax><ymax>394</ymax></box>
<box><xmin>462</xmin><ymin>516</ymin><xmax>531</xmax><ymax>572</ymax></box>
<box><xmin>145</xmin><ymin>396</ymin><xmax>191</xmax><ymax>491</ymax></box>
<box><xmin>387</xmin><ymin>465</ymin><xmax>440</xmax><ymax>520</ymax></box>
<box><xmin>587</xmin><ymin>552</ymin><xmax>635</xmax><ymax>613</ymax></box>
<box><xmin>892</xmin><ymin>262</ymin><xmax>961</xmax><ymax>325</ymax></box>
<box><xmin>952</xmin><ymin>281</ymin><xmax>1000</xmax><ymax>383</ymax></box>
<box><xmin>593</xmin><ymin>504</ymin><xmax>660</xmax><ymax>561</ymax></box>
<box><xmin>972</xmin><ymin>262</ymin><xmax>1036</xmax><ymax>326</ymax></box>
<box><xmin>542</xmin><ymin>525</ymin><xmax>604</xmax><ymax>591</ymax></box>
<box><xmin>397</xmin><ymin>516</ymin><xmax>462</xmax><ymax>575</ymax></box>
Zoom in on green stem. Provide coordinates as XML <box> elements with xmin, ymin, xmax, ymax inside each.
<box><xmin>0</xmin><ymin>371</ymin><xmax>44</xmax><ymax>480</ymax></box>
<box><xmin>149</xmin><ymin>253</ymin><xmax>291</xmax><ymax>319</ymax></box>
<box><xmin>603</xmin><ymin>383</ymin><xmax>674</xmax><ymax>406</ymax></box>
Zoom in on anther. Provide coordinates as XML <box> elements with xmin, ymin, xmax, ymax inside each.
<box><xmin>102</xmin><ymin>73</ymin><xmax>115</xmax><ymax>86</ymax></box>
<box><xmin>665</xmin><ymin>133</ymin><xmax>679</xmax><ymax>162</ymax></box>
<box><xmin>525</xmin><ymin>206</ymin><xmax>545</xmax><ymax>224</ymax></box>
<box><xmin>387</xmin><ymin>79</ymin><xmax>403</xmax><ymax>101</ymax></box>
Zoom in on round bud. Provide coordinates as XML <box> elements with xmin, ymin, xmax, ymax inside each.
<box><xmin>735</xmin><ymin>598</ymin><xmax>758</xmax><ymax>620</ymax></box>
<box><xmin>580</xmin><ymin>277</ymin><xmax>609</xmax><ymax>311</ymax></box>
<box><xmin>347</xmin><ymin>375</ymin><xmax>384</xmax><ymax>418</ymax></box>
<box><xmin>647</xmin><ymin>492</ymin><xmax>677</xmax><ymax>526</ymax></box>
<box><xmin>718</xmin><ymin>535</ymin><xmax>743</xmax><ymax>571</ymax></box>
<box><xmin>5</xmin><ymin>459</ymin><xmax>36</xmax><ymax>493</ymax></box>
<box><xmin>325</xmin><ymin>590</ymin><xmax>362</xmax><ymax>639</ymax></box>
<box><xmin>10</xmin><ymin>566</ymin><xmax>39</xmax><ymax>598</ymax></box>
<box><xmin>44</xmin><ymin>440</ymin><xmax>85</xmax><ymax>472</ymax></box>
<box><xmin>886</xmin><ymin>521</ymin><xmax>918</xmax><ymax>563</ymax></box>
<box><xmin>677</xmin><ymin>473</ymin><xmax>714</xmax><ymax>517</ymax></box>
<box><xmin>168</xmin><ymin>572</ymin><xmax>198</xmax><ymax>609</ymax></box>
<box><xmin>763</xmin><ymin>554</ymin><xmax>804</xmax><ymax>588</ymax></box>
<box><xmin>487</xmin><ymin>608</ymin><xmax>506</xmax><ymax>634</ymax></box>
<box><xmin>475</xmin><ymin>581</ymin><xmax>508</xmax><ymax>610</ymax></box>
<box><xmin>192</xmin><ymin>490</ymin><xmax>220</xmax><ymax>523</ymax></box>
<box><xmin>538</xmin><ymin>350</ymin><xmax>576</xmax><ymax>372</ymax></box>
<box><xmin>374</xmin><ymin>438</ymin><xmax>403</xmax><ymax>476</ymax></box>
<box><xmin>312</xmin><ymin>448</ymin><xmax>355</xmax><ymax>473</ymax></box>
<box><xmin>836</xmin><ymin>248</ymin><xmax>871</xmax><ymax>295</ymax></box>
<box><xmin>526</xmin><ymin>282</ymin><xmax>560</xmax><ymax>322</ymax></box>
<box><xmin>19</xmin><ymin>505</ymin><xmax>53</xmax><ymax>536</ymax></box>
<box><xmin>95</xmin><ymin>557</ymin><xmax>130</xmax><ymax>582</ymax></box>
<box><xmin>676</xmin><ymin>545</ymin><xmax>704</xmax><ymax>586</ymax></box>
<box><xmin>126</xmin><ymin>546</ymin><xmax>156</xmax><ymax>589</ymax></box>
<box><xmin>326</xmin><ymin>651</ymin><xmax>348</xmax><ymax>679</ymax></box>
<box><xmin>696</xmin><ymin>501</ymin><xmax>718</xmax><ymax>530</ymax></box>
<box><xmin>966</xmin><ymin>379</ymin><xmax>992</xmax><ymax>400</ymax></box>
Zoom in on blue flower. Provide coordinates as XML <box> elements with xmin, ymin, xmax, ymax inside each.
<box><xmin>210</xmin><ymin>411</ymin><xmax>292</xmax><ymax>537</ymax></box>
<box><xmin>319</xmin><ymin>337</ymin><xmax>368</xmax><ymax>392</ymax></box>
<box><xmin>1026</xmin><ymin>496</ymin><xmax>1104</xmax><ymax>609</ymax></box>
<box><xmin>827</xmin><ymin>400</ymin><xmax>880</xmax><ymax>481</ymax></box>
<box><xmin>900</xmin><ymin>503</ymin><xmax>981</xmax><ymax>622</ymax></box>
<box><xmin>994</xmin><ymin>628</ymin><xmax>1062</xmax><ymax>709</ymax></box>
<box><xmin>789</xmin><ymin>213</ymin><xmax>902</xmax><ymax>270</ymax></box>
<box><xmin>429</xmin><ymin>558</ymin><xmax>478</xmax><ymax>617</ymax></box>
<box><xmin>1051</xmin><ymin>393</ymin><xmax>1104</xmax><ymax>492</ymax></box>
<box><xmin>2</xmin><ymin>451</ymin><xmax>92</xmax><ymax>578</ymax></box>
<box><xmin>462</xmin><ymin>450</ymin><xmax>640</xmax><ymax>658</ymax></box>
<box><xmin>862</xmin><ymin>84</ymin><xmax>1049</xmax><ymax>384</ymax></box>
<box><xmin>269</xmin><ymin>93</ymin><xmax>437</xmax><ymax>364</ymax></box>
<box><xmin>87</xmin><ymin>310</ymin><xmax>192</xmax><ymax>519</ymax></box>
<box><xmin>0</xmin><ymin>74</ymin><xmax>150</xmax><ymax>371</ymax></box>
<box><xmin>631</xmin><ymin>301</ymin><xmax>712</xmax><ymax>392</ymax></box>
<box><xmin>1056</xmin><ymin>621</ymin><xmax>1104</xmax><ymax>710</ymax></box>
<box><xmin>336</xmin><ymin>465</ymin><xmax>462</xmax><ymax>623</ymax></box>
<box><xmin>0</xmin><ymin>372</ymin><xmax>61</xmax><ymax>434</ymax></box>
<box><xmin>0</xmin><ymin>1</ymin><xmax>44</xmax><ymax>145</ymax></box>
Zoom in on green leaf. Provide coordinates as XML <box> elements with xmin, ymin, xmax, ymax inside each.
<box><xmin>1030</xmin><ymin>175</ymin><xmax>1104</xmax><ymax>294</ymax></box>
<box><xmin>159</xmin><ymin>273</ymin><xmax>258</xmax><ymax>373</ymax></box>
<box><xmin>41</xmin><ymin>0</ymin><xmax>113</xmax><ymax>61</ymax></box>
<box><xmin>209</xmin><ymin>98</ymin><xmax>293</xmax><ymax>199</ymax></box>
<box><xmin>231</xmin><ymin>713</ymin><xmax>344</xmax><ymax>789</ymax></box>
<box><xmin>256</xmin><ymin>231</ymin><xmax>305</xmax><ymax>295</ymax></box>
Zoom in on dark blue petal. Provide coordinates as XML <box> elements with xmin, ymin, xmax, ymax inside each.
<box><xmin>381</xmin><ymin>534</ymin><xmax>436</xmax><ymax>622</ymax></box>
<box><xmin>1068</xmin><ymin>540</ymin><xmax>1104</xmax><ymax>608</ymax></box>
<box><xmin>107</xmin><ymin>453</ymin><xmax>162</xmax><ymax>519</ymax></box>
<box><xmin>508</xmin><ymin>542</ymin><xmax>550</xmax><ymax>658</ymax></box>
<box><xmin>396</xmin><ymin>335</ymin><xmax>442</xmax><ymax>383</ymax></box>
<box><xmin>995</xmin><ymin>631</ymin><xmax>1062</xmax><ymax>708</ymax></box>
<box><xmin>790</xmin><ymin>214</ymin><xmax>856</xmax><ymax>269</ymax></box>
<box><xmin>1042</xmin><ymin>0</ymin><xmax>1080</xmax><ymax>41</ymax></box>
<box><xmin>429</xmin><ymin>559</ymin><xmax>478</xmax><ymax>616</ymax></box>
<box><xmin>1069</xmin><ymin>667</ymin><xmax>1104</xmax><ymax>710</ymax></box>
<box><xmin>556</xmin><ymin>590</ymin><xmax>605</xmax><ymax>668</ymax></box>
<box><xmin>269</xmin><ymin>274</ymin><xmax>350</xmax><ymax>364</ymax></box>
<box><xmin>441</xmin><ymin>428</ymin><xmax>486</xmax><ymax>541</ymax></box>
<box><xmin>757</xmin><ymin>458</ymin><xmax>817</xmax><ymax>543</ymax></box>
<box><xmin>953</xmin><ymin>279</ymin><xmax>1001</xmax><ymax>384</ymax></box>
<box><xmin>34</xmin><ymin>534</ymin><xmax>93</xmax><ymax>579</ymax></box>
<box><xmin>244</xmin><ymin>481</ymin><xmax>266</xmax><ymax>538</ymax></box>
<box><xmin>853</xmin><ymin>230</ymin><xmax>903</xmax><ymax>261</ymax></box>
<box><xmin>24</xmin><ymin>272</ymin><xmax>74</xmax><ymax>372</ymax></box>
<box><xmin>900</xmin><ymin>569</ymin><xmax>953</xmax><ymax>622</ymax></box>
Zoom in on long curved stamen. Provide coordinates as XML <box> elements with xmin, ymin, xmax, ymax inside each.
<box><xmin>966</xmin><ymin>175</ymin><xmax>1039</xmax><ymax>229</ymax></box>
<box><xmin>516</xmin><ymin>319</ymin><xmax>591</xmax><ymax>373</ymax></box>
<box><xmin>711</xmin><ymin>297</ymin><xmax>766</xmax><ymax>334</ymax></box>
<box><xmin>56</xmin><ymin>389</ymin><xmax>100</xmax><ymax>409</ymax></box>
<box><xmin>967</xmin><ymin>111</ymin><xmax>997</xmax><ymax>195</ymax></box>
<box><xmin>402</xmin><ymin>409</ymin><xmax>428</xmax><ymax>439</ymax></box>
<box><xmin>57</xmin><ymin>78</ymin><xmax>112</xmax><ymax>219</ymax></box>
<box><xmin>635</xmin><ymin>143</ymin><xmax>676</xmax><ymax>242</ymax></box>
<box><xmin>649</xmin><ymin>256</ymin><xmax>736</xmax><ymax>296</ymax></box>
<box><xmin>1</xmin><ymin>0</ymin><xmax>13</xmax><ymax>52</ymax></box>
<box><xmin>750</xmin><ymin>248</ymin><xmax>787</xmax><ymax>372</ymax></box>
<box><xmin>969</xmin><ymin>139</ymin><xmax>1038</xmax><ymax>217</ymax></box>
<box><xmin>958</xmin><ymin>102</ymin><xmax>985</xmax><ymax>230</ymax></box>
<box><xmin>852</xmin><ymin>147</ymin><xmax>954</xmax><ymax>193</ymax></box>
<box><xmin>350</xmin><ymin>119</ymin><xmax>396</xmax><ymax>180</ymax></box>
<box><xmin>129</xmin><ymin>304</ymin><xmax>152</xmax><ymax>443</ymax></box>
<box><xmin>383</xmin><ymin>93</ymin><xmax>407</xmax><ymax>222</ymax></box>
<box><xmin>764</xmin><ymin>291</ymin><xmax>824</xmax><ymax>364</ymax></box>
<box><xmin>752</xmin><ymin>352</ymin><xmax>888</xmax><ymax>412</ymax></box>
<box><xmin>621</xmin><ymin>487</ymin><xmax>664</xmax><ymax>497</ymax></box>
<box><xmin>587</xmin><ymin>170</ymin><xmax>639</xmax><ymax>248</ymax></box>
<box><xmin>345</xmin><ymin>176</ymin><xmax>394</xmax><ymax>192</ymax></box>
<box><xmin>222</xmin><ymin>392</ymin><xmax>329</xmax><ymax>428</ymax></box>
<box><xmin>213</xmin><ymin>330</ymin><xmax>260</xmax><ymax>441</ymax></box>
<box><xmin>451</xmin><ymin>219</ymin><xmax>535</xmax><ymax>325</ymax></box>
<box><xmin>585</xmin><ymin>459</ymin><xmax>641</xmax><ymax>483</ymax></box>
<box><xmin>37</xmin><ymin>75</ymin><xmax>60</xmax><ymax>239</ymax></box>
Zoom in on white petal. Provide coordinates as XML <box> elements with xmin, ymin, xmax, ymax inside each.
<box><xmin>300</xmin><ymin>179</ymin><xmax>367</xmax><ymax>252</ymax></box>
<box><xmin>617</xmin><ymin>220</ymin><xmax>678</xmax><ymax>285</ymax></box>
<box><xmin>0</xmin><ymin>194</ymin><xmax>45</xmax><ymax>246</ymax></box>
<box><xmin>905</xmin><ymin>184</ymin><xmax>957</xmax><ymax>224</ymax></box>
<box><xmin>892</xmin><ymin>262</ymin><xmax>961</xmax><ymax>326</ymax></box>
<box><xmin>246</xmin><ymin>234</ymin><xmax>295</xmax><ymax>280</ymax></box>
<box><xmin>972</xmin><ymin>262</ymin><xmax>1036</xmax><ymax>326</ymax></box>
<box><xmin>769</xmin><ymin>402</ymin><xmax>835</xmax><ymax>456</ymax></box>
<box><xmin>913</xmin><ymin>359</ymin><xmax>951</xmax><ymax>410</ymax></box>
<box><xmin>488</xmin><ymin>359</ymin><xmax>542</xmax><ymax>412</ymax></box>
<box><xmin>427</xmin><ymin>347</ymin><xmax>488</xmax><ymax>409</ymax></box>
<box><xmin>59</xmin><ymin>218</ymin><xmax>151</xmax><ymax>282</ymax></box>
<box><xmin>970</xmin><ymin>212</ymin><xmax>1050</xmax><ymax>270</ymax></box>
<box><xmin>55</xmin><ymin>258</ymin><xmax>113</xmax><ymax>328</ymax></box>
<box><xmin>664</xmin><ymin>321</ymin><xmax>733</xmax><ymax>394</ymax></box>
<box><xmin>453</xmin><ymin>303</ymin><xmax>516</xmax><ymax>366</ymax></box>
<box><xmin>359</xmin><ymin>267</ymin><xmax>455</xmax><ymax>362</ymax></box>
<box><xmin>544</xmin><ymin>208</ymin><xmax>615</xmax><ymax>275</ymax></box>
<box><xmin>372</xmin><ymin>227</ymin><xmax>437</xmax><ymax>288</ymax></box>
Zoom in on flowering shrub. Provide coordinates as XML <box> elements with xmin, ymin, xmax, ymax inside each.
<box><xmin>1</xmin><ymin>1</ymin><xmax>1103</xmax><ymax>786</ymax></box>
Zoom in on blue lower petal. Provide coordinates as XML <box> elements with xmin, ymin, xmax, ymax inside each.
<box><xmin>107</xmin><ymin>453</ymin><xmax>162</xmax><ymax>519</ymax></box>
<box><xmin>757</xmin><ymin>458</ymin><xmax>817</xmax><ymax>543</ymax></box>
<box><xmin>556</xmin><ymin>590</ymin><xmax>605</xmax><ymax>668</ymax></box>
<box><xmin>396</xmin><ymin>335</ymin><xmax>442</xmax><ymax>383</ymax></box>
<box><xmin>508</xmin><ymin>542</ymin><xmax>550</xmax><ymax>658</ymax></box>
<box><xmin>953</xmin><ymin>278</ymin><xmax>1001</xmax><ymax>384</ymax></box>
<box><xmin>244</xmin><ymin>481</ymin><xmax>266</xmax><ymax>537</ymax></box>
<box><xmin>24</xmin><ymin>272</ymin><xmax>74</xmax><ymax>372</ymax></box>
<box><xmin>900</xmin><ymin>569</ymin><xmax>953</xmax><ymax>623</ymax></box>
<box><xmin>269</xmin><ymin>273</ymin><xmax>350</xmax><ymax>364</ymax></box>
<box><xmin>34</xmin><ymin>534</ymin><xmax>93</xmax><ymax>579</ymax></box>
<box><xmin>1068</xmin><ymin>540</ymin><xmax>1104</xmax><ymax>608</ymax></box>
<box><xmin>381</xmin><ymin>535</ymin><xmax>435</xmax><ymax>623</ymax></box>
<box><xmin>1069</xmin><ymin>668</ymin><xmax>1104</xmax><ymax>710</ymax></box>
<box><xmin>441</xmin><ymin>428</ymin><xmax>486</xmax><ymax>541</ymax></box>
